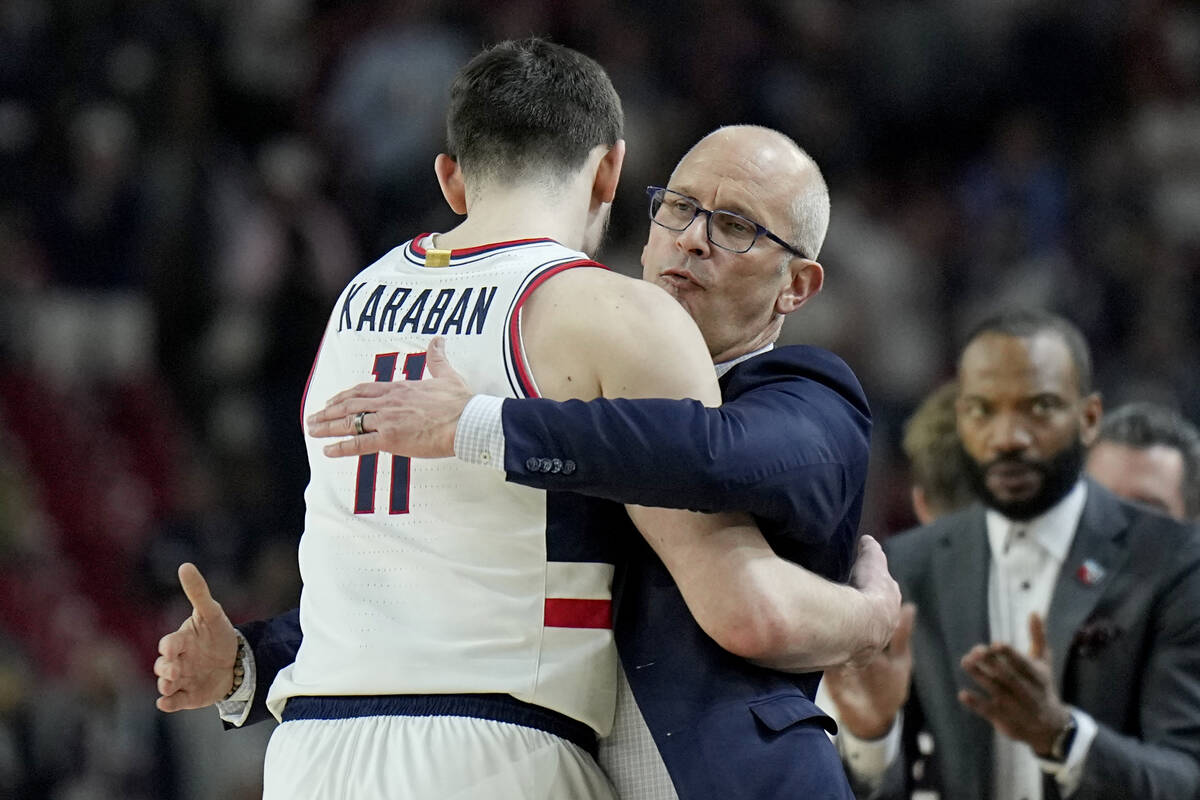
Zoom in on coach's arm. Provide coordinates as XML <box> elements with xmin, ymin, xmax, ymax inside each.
<box><xmin>501</xmin><ymin>346</ymin><xmax>870</xmax><ymax>544</ymax></box>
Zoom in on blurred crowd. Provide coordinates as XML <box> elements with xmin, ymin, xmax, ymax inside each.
<box><xmin>0</xmin><ymin>0</ymin><xmax>1196</xmax><ymax>796</ymax></box>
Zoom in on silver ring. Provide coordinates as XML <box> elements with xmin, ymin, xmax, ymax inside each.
<box><xmin>353</xmin><ymin>411</ymin><xmax>368</xmax><ymax>436</ymax></box>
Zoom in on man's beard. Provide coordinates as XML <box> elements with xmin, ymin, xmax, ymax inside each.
<box><xmin>961</xmin><ymin>437</ymin><xmax>1085</xmax><ymax>521</ymax></box>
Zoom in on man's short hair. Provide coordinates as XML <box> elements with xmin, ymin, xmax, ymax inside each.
<box><xmin>785</xmin><ymin>151</ymin><xmax>829</xmax><ymax>261</ymax></box>
<box><xmin>902</xmin><ymin>380</ymin><xmax>975</xmax><ymax>517</ymax></box>
<box><xmin>446</xmin><ymin>38</ymin><xmax>623</xmax><ymax>187</ymax></box>
<box><xmin>1095</xmin><ymin>402</ymin><xmax>1200</xmax><ymax>519</ymax></box>
<box><xmin>960</xmin><ymin>309</ymin><xmax>1094</xmax><ymax>395</ymax></box>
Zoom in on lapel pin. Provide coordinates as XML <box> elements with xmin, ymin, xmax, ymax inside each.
<box><xmin>1075</xmin><ymin>558</ymin><xmax>1106</xmax><ymax>586</ymax></box>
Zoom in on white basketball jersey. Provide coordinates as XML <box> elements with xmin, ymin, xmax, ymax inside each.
<box><xmin>267</xmin><ymin>236</ymin><xmax>619</xmax><ymax>736</ymax></box>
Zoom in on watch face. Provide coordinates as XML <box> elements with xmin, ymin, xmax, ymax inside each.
<box><xmin>1052</xmin><ymin>717</ymin><xmax>1078</xmax><ymax>761</ymax></box>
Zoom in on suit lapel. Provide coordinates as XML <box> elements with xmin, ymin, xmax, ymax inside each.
<box><xmin>932</xmin><ymin>509</ymin><xmax>994</xmax><ymax>785</ymax></box>
<box><xmin>1047</xmin><ymin>483</ymin><xmax>1130</xmax><ymax>690</ymax></box>
<box><xmin>933</xmin><ymin>510</ymin><xmax>991</xmax><ymax>677</ymax></box>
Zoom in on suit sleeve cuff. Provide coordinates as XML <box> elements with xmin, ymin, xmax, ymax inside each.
<box><xmin>836</xmin><ymin>713</ymin><xmax>902</xmax><ymax>790</ymax></box>
<box><xmin>453</xmin><ymin>395</ymin><xmax>505</xmax><ymax>470</ymax></box>
<box><xmin>216</xmin><ymin>630</ymin><xmax>256</xmax><ymax>727</ymax></box>
<box><xmin>1039</xmin><ymin>707</ymin><xmax>1098</xmax><ymax>797</ymax></box>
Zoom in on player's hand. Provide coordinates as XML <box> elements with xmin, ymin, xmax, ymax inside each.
<box><xmin>847</xmin><ymin>535</ymin><xmax>902</xmax><ymax>665</ymax></box>
<box><xmin>823</xmin><ymin>603</ymin><xmax>916</xmax><ymax>739</ymax></box>
<box><xmin>958</xmin><ymin>612</ymin><xmax>1071</xmax><ymax>755</ymax></box>
<box><xmin>307</xmin><ymin>336</ymin><xmax>472</xmax><ymax>459</ymax></box>
<box><xmin>154</xmin><ymin>563</ymin><xmax>239</xmax><ymax>712</ymax></box>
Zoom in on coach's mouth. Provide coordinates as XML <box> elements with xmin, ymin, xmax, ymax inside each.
<box><xmin>660</xmin><ymin>268</ymin><xmax>704</xmax><ymax>290</ymax></box>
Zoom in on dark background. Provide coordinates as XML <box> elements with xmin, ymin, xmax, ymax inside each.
<box><xmin>0</xmin><ymin>1</ymin><xmax>1196</xmax><ymax>796</ymax></box>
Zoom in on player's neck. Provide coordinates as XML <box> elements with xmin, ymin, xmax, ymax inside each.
<box><xmin>437</xmin><ymin>183</ymin><xmax>596</xmax><ymax>254</ymax></box>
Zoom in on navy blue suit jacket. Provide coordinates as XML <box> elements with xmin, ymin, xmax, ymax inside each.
<box><xmin>240</xmin><ymin>345</ymin><xmax>871</xmax><ymax>799</ymax></box>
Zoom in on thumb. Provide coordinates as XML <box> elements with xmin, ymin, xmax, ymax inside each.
<box><xmin>426</xmin><ymin>336</ymin><xmax>463</xmax><ymax>382</ymax></box>
<box><xmin>857</xmin><ymin>534</ymin><xmax>880</xmax><ymax>556</ymax></box>
<box><xmin>178</xmin><ymin>562</ymin><xmax>221</xmax><ymax>622</ymax></box>
<box><xmin>1029</xmin><ymin>612</ymin><xmax>1047</xmax><ymax>661</ymax></box>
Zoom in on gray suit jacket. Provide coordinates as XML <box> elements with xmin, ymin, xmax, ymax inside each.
<box><xmin>871</xmin><ymin>480</ymin><xmax>1200</xmax><ymax>799</ymax></box>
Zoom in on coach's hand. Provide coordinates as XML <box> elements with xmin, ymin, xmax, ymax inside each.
<box><xmin>823</xmin><ymin>603</ymin><xmax>916</xmax><ymax>740</ymax></box>
<box><xmin>847</xmin><ymin>535</ymin><xmax>902</xmax><ymax>666</ymax></box>
<box><xmin>307</xmin><ymin>336</ymin><xmax>472</xmax><ymax>459</ymax></box>
<box><xmin>155</xmin><ymin>562</ymin><xmax>239</xmax><ymax>712</ymax></box>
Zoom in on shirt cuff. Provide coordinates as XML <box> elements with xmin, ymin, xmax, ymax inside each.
<box><xmin>454</xmin><ymin>394</ymin><xmax>505</xmax><ymax>470</ymax></box>
<box><xmin>1039</xmin><ymin>707</ymin><xmax>1098</xmax><ymax>797</ymax></box>
<box><xmin>836</xmin><ymin>713</ymin><xmax>903</xmax><ymax>790</ymax></box>
<box><xmin>216</xmin><ymin>630</ymin><xmax>256</xmax><ymax>727</ymax></box>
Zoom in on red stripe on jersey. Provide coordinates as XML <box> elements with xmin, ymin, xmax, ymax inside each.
<box><xmin>408</xmin><ymin>235</ymin><xmax>556</xmax><ymax>259</ymax></box>
<box><xmin>507</xmin><ymin>259</ymin><xmax>608</xmax><ymax>398</ymax></box>
<box><xmin>299</xmin><ymin>332</ymin><xmax>327</xmax><ymax>428</ymax></box>
<box><xmin>544</xmin><ymin>598</ymin><xmax>613</xmax><ymax>629</ymax></box>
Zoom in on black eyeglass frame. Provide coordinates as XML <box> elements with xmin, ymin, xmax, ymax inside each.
<box><xmin>645</xmin><ymin>185</ymin><xmax>808</xmax><ymax>260</ymax></box>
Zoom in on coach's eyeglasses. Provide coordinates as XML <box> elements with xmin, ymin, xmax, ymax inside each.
<box><xmin>646</xmin><ymin>186</ymin><xmax>808</xmax><ymax>259</ymax></box>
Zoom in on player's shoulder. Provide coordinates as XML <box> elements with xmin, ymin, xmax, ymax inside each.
<box><xmin>534</xmin><ymin>264</ymin><xmax>692</xmax><ymax>327</ymax></box>
<box><xmin>338</xmin><ymin>240</ymin><xmax>415</xmax><ymax>285</ymax></box>
<box><xmin>538</xmin><ymin>260</ymin><xmax>656</xmax><ymax>294</ymax></box>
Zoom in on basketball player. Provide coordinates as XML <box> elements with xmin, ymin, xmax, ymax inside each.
<box><xmin>249</xmin><ymin>38</ymin><xmax>674</xmax><ymax>799</ymax></box>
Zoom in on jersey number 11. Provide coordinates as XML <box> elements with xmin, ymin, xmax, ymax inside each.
<box><xmin>353</xmin><ymin>351</ymin><xmax>426</xmax><ymax>514</ymax></box>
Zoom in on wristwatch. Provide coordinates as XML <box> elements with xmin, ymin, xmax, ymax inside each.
<box><xmin>1048</xmin><ymin>713</ymin><xmax>1078</xmax><ymax>762</ymax></box>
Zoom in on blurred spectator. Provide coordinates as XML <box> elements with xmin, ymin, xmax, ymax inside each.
<box><xmin>0</xmin><ymin>632</ymin><xmax>35</xmax><ymax>797</ymax></box>
<box><xmin>902</xmin><ymin>380</ymin><xmax>976</xmax><ymax>524</ymax></box>
<box><xmin>204</xmin><ymin>134</ymin><xmax>361</xmax><ymax>542</ymax></box>
<box><xmin>317</xmin><ymin>1</ymin><xmax>469</xmax><ymax>250</ymax></box>
<box><xmin>1086</xmin><ymin>401</ymin><xmax>1200</xmax><ymax>522</ymax></box>
<box><xmin>29</xmin><ymin>102</ymin><xmax>154</xmax><ymax>389</ymax></box>
<box><xmin>28</xmin><ymin>636</ymin><xmax>177</xmax><ymax>799</ymax></box>
<box><xmin>217</xmin><ymin>0</ymin><xmax>317</xmax><ymax>148</ymax></box>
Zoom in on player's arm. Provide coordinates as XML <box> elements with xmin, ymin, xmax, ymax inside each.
<box><xmin>630</xmin><ymin>507</ymin><xmax>899</xmax><ymax>671</ymax></box>
<box><xmin>523</xmin><ymin>269</ymin><xmax>898</xmax><ymax>668</ymax></box>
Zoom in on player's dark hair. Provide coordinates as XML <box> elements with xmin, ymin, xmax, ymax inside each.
<box><xmin>1096</xmin><ymin>402</ymin><xmax>1200</xmax><ymax>519</ymax></box>
<box><xmin>446</xmin><ymin>38</ymin><xmax>623</xmax><ymax>186</ymax></box>
<box><xmin>960</xmin><ymin>309</ymin><xmax>1094</xmax><ymax>395</ymax></box>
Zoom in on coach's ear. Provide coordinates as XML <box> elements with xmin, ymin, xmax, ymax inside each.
<box><xmin>435</xmin><ymin>154</ymin><xmax>467</xmax><ymax>215</ymax></box>
<box><xmin>775</xmin><ymin>259</ymin><xmax>823</xmax><ymax>316</ymax></box>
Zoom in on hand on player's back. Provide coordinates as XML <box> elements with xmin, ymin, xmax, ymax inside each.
<box><xmin>307</xmin><ymin>336</ymin><xmax>472</xmax><ymax>459</ymax></box>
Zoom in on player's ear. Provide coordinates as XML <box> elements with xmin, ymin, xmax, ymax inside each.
<box><xmin>775</xmin><ymin>259</ymin><xmax>824</xmax><ymax>316</ymax></box>
<box><xmin>435</xmin><ymin>154</ymin><xmax>467</xmax><ymax>215</ymax></box>
<box><xmin>592</xmin><ymin>139</ymin><xmax>625</xmax><ymax>206</ymax></box>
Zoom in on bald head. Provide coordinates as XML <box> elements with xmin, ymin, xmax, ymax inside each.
<box><xmin>673</xmin><ymin>126</ymin><xmax>829</xmax><ymax>260</ymax></box>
